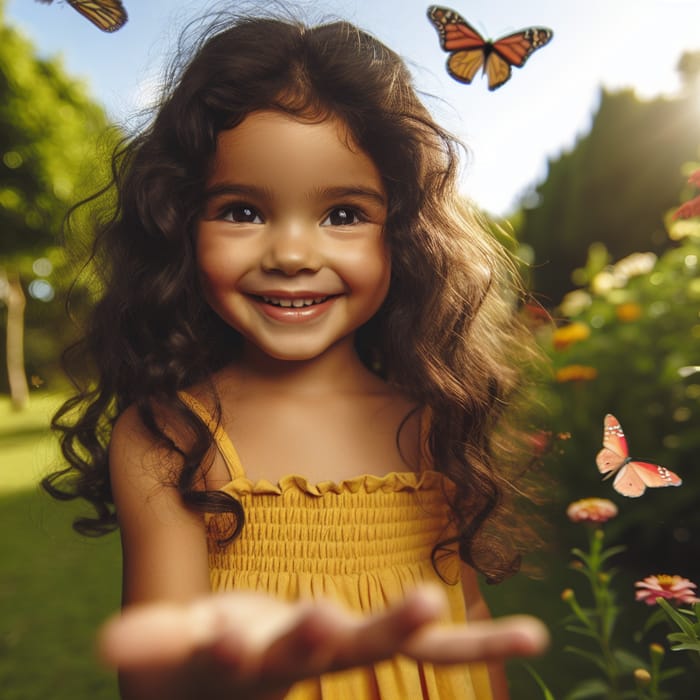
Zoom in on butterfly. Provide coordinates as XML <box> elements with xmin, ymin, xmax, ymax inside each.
<box><xmin>427</xmin><ymin>5</ymin><xmax>553</xmax><ymax>91</ymax></box>
<box><xmin>36</xmin><ymin>0</ymin><xmax>128</xmax><ymax>33</ymax></box>
<box><xmin>596</xmin><ymin>414</ymin><xmax>682</xmax><ymax>498</ymax></box>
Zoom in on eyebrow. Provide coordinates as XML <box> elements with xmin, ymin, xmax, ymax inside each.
<box><xmin>203</xmin><ymin>183</ymin><xmax>387</xmax><ymax>207</ymax></box>
<box><xmin>312</xmin><ymin>185</ymin><xmax>387</xmax><ymax>207</ymax></box>
<box><xmin>203</xmin><ymin>183</ymin><xmax>272</xmax><ymax>202</ymax></box>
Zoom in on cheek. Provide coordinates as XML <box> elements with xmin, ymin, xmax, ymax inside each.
<box><xmin>357</xmin><ymin>242</ymin><xmax>391</xmax><ymax>303</ymax></box>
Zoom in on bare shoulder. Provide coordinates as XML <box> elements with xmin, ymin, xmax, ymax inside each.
<box><xmin>110</xmin><ymin>402</ymin><xmax>186</xmax><ymax>488</ymax></box>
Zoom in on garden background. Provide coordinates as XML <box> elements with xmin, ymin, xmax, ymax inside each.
<box><xmin>1</xmin><ymin>2</ymin><xmax>699</xmax><ymax>699</ymax></box>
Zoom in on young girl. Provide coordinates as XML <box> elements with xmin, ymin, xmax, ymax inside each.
<box><xmin>44</xmin><ymin>10</ymin><xmax>548</xmax><ymax>700</ymax></box>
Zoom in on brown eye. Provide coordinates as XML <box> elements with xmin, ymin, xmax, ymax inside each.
<box><xmin>222</xmin><ymin>204</ymin><xmax>262</xmax><ymax>223</ymax></box>
<box><xmin>323</xmin><ymin>207</ymin><xmax>361</xmax><ymax>226</ymax></box>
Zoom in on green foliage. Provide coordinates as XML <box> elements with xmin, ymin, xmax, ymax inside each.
<box><xmin>515</xmin><ymin>167</ymin><xmax>700</xmax><ymax>699</ymax></box>
<box><xmin>517</xmin><ymin>87</ymin><xmax>700</xmax><ymax>302</ymax></box>
<box><xmin>535</xmin><ymin>219</ymin><xmax>700</xmax><ymax>566</ymax></box>
<box><xmin>0</xmin><ymin>8</ymin><xmax>120</xmax><ymax>391</ymax></box>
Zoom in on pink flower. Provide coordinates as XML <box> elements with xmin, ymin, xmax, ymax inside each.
<box><xmin>635</xmin><ymin>574</ymin><xmax>700</xmax><ymax>606</ymax></box>
<box><xmin>566</xmin><ymin>498</ymin><xmax>618</xmax><ymax>524</ymax></box>
<box><xmin>673</xmin><ymin>196</ymin><xmax>700</xmax><ymax>220</ymax></box>
<box><xmin>673</xmin><ymin>169</ymin><xmax>700</xmax><ymax>220</ymax></box>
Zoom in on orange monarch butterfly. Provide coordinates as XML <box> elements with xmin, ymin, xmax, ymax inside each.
<box><xmin>427</xmin><ymin>5</ymin><xmax>552</xmax><ymax>91</ymax></box>
<box><xmin>36</xmin><ymin>0</ymin><xmax>127</xmax><ymax>33</ymax></box>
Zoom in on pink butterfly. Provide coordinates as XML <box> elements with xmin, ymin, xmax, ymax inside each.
<box><xmin>596</xmin><ymin>414</ymin><xmax>682</xmax><ymax>497</ymax></box>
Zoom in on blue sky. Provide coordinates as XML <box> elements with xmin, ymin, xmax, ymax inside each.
<box><xmin>6</xmin><ymin>0</ymin><xmax>700</xmax><ymax>215</ymax></box>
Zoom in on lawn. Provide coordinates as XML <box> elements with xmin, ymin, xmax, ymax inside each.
<box><xmin>0</xmin><ymin>394</ymin><xmax>121</xmax><ymax>700</ymax></box>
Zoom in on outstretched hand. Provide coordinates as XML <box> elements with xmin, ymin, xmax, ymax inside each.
<box><xmin>99</xmin><ymin>585</ymin><xmax>548</xmax><ymax>699</ymax></box>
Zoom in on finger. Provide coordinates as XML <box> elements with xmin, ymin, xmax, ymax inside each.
<box><xmin>330</xmin><ymin>585</ymin><xmax>449</xmax><ymax>669</ymax></box>
<box><xmin>255</xmin><ymin>600</ymin><xmax>343</xmax><ymax>679</ymax></box>
<box><xmin>98</xmin><ymin>603</ymin><xmax>214</xmax><ymax>668</ymax></box>
<box><xmin>403</xmin><ymin>614</ymin><xmax>549</xmax><ymax>664</ymax></box>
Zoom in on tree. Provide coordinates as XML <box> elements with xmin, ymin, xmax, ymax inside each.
<box><xmin>517</xmin><ymin>77</ymin><xmax>700</xmax><ymax>304</ymax></box>
<box><xmin>0</xmin><ymin>2</ymin><xmax>116</xmax><ymax>407</ymax></box>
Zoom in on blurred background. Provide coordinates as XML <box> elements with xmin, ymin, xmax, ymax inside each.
<box><xmin>1</xmin><ymin>0</ymin><xmax>699</xmax><ymax>698</ymax></box>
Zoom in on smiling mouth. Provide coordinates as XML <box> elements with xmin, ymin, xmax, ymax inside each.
<box><xmin>259</xmin><ymin>295</ymin><xmax>331</xmax><ymax>308</ymax></box>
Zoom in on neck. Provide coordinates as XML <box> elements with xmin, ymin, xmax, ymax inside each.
<box><xmin>233</xmin><ymin>338</ymin><xmax>384</xmax><ymax>397</ymax></box>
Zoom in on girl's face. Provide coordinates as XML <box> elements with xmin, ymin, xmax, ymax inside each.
<box><xmin>197</xmin><ymin>110</ymin><xmax>390</xmax><ymax>363</ymax></box>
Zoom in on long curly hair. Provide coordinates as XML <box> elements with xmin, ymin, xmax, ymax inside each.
<box><xmin>44</xmin><ymin>12</ymin><xmax>545</xmax><ymax>584</ymax></box>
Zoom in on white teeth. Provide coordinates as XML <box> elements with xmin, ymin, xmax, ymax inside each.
<box><xmin>261</xmin><ymin>295</ymin><xmax>328</xmax><ymax>307</ymax></box>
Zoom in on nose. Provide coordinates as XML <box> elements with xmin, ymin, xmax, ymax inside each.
<box><xmin>261</xmin><ymin>221</ymin><xmax>322</xmax><ymax>275</ymax></box>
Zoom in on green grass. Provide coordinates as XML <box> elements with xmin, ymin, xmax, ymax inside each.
<box><xmin>1</xmin><ymin>394</ymin><xmax>121</xmax><ymax>700</ymax></box>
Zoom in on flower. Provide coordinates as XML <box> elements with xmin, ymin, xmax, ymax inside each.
<box><xmin>566</xmin><ymin>498</ymin><xmax>618</xmax><ymax>524</ymax></box>
<box><xmin>634</xmin><ymin>574</ymin><xmax>700</xmax><ymax>606</ymax></box>
<box><xmin>552</xmin><ymin>322</ymin><xmax>591</xmax><ymax>350</ymax></box>
<box><xmin>612</xmin><ymin>252</ymin><xmax>657</xmax><ymax>280</ymax></box>
<box><xmin>633</xmin><ymin>668</ymin><xmax>651</xmax><ymax>687</ymax></box>
<box><xmin>555</xmin><ymin>365</ymin><xmax>598</xmax><ymax>382</ymax></box>
<box><xmin>673</xmin><ymin>196</ymin><xmax>700</xmax><ymax>220</ymax></box>
<box><xmin>558</xmin><ymin>289</ymin><xmax>592</xmax><ymax>317</ymax></box>
<box><xmin>673</xmin><ymin>169</ymin><xmax>700</xmax><ymax>220</ymax></box>
<box><xmin>615</xmin><ymin>302</ymin><xmax>642</xmax><ymax>322</ymax></box>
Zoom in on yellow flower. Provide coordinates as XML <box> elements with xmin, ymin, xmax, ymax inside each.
<box><xmin>555</xmin><ymin>365</ymin><xmax>598</xmax><ymax>382</ymax></box>
<box><xmin>633</xmin><ymin>669</ymin><xmax>651</xmax><ymax>687</ymax></box>
<box><xmin>616</xmin><ymin>302</ymin><xmax>642</xmax><ymax>323</ymax></box>
<box><xmin>552</xmin><ymin>322</ymin><xmax>590</xmax><ymax>350</ymax></box>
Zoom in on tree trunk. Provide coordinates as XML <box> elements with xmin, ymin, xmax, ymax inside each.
<box><xmin>4</xmin><ymin>270</ymin><xmax>29</xmax><ymax>411</ymax></box>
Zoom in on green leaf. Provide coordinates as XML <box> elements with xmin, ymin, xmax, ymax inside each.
<box><xmin>599</xmin><ymin>545</ymin><xmax>627</xmax><ymax>563</ymax></box>
<box><xmin>521</xmin><ymin>662</ymin><xmax>557</xmax><ymax>700</ymax></box>
<box><xmin>612</xmin><ymin>648</ymin><xmax>646</xmax><ymax>671</ymax></box>
<box><xmin>641</xmin><ymin>607</ymin><xmax>670</xmax><ymax>635</ymax></box>
<box><xmin>563</xmin><ymin>678</ymin><xmax>611</xmax><ymax>700</ymax></box>
<box><xmin>669</xmin><ymin>641</ymin><xmax>700</xmax><ymax>652</ymax></box>
<box><xmin>564</xmin><ymin>646</ymin><xmax>608</xmax><ymax>673</ymax></box>
<box><xmin>657</xmin><ymin>598</ymin><xmax>698</xmax><ymax>637</ymax></box>
<box><xmin>659</xmin><ymin>666</ymin><xmax>688</xmax><ymax>681</ymax></box>
<box><xmin>564</xmin><ymin>624</ymin><xmax>600</xmax><ymax>640</ymax></box>
<box><xmin>571</xmin><ymin>548</ymin><xmax>593</xmax><ymax>568</ymax></box>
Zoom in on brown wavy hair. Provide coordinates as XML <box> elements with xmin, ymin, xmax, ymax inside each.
<box><xmin>43</xmin><ymin>11</ymin><xmax>544</xmax><ymax>584</ymax></box>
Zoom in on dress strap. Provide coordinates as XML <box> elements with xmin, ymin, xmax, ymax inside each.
<box><xmin>177</xmin><ymin>391</ymin><xmax>245</xmax><ymax>481</ymax></box>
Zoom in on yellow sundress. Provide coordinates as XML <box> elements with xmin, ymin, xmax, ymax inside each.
<box><xmin>180</xmin><ymin>392</ymin><xmax>493</xmax><ymax>699</ymax></box>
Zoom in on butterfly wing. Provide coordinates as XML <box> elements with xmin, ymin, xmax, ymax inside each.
<box><xmin>483</xmin><ymin>53</ymin><xmax>513</xmax><ymax>91</ymax></box>
<box><xmin>486</xmin><ymin>28</ymin><xmax>553</xmax><ymax>90</ymax></box>
<box><xmin>427</xmin><ymin>6</ymin><xmax>487</xmax><ymax>52</ymax></box>
<box><xmin>596</xmin><ymin>413</ymin><xmax>628</xmax><ymax>476</ymax></box>
<box><xmin>613</xmin><ymin>461</ymin><xmax>683</xmax><ymax>498</ymax></box>
<box><xmin>492</xmin><ymin>28</ymin><xmax>553</xmax><ymax>68</ymax></box>
<box><xmin>447</xmin><ymin>50</ymin><xmax>486</xmax><ymax>85</ymax></box>
<box><xmin>428</xmin><ymin>6</ymin><xmax>489</xmax><ymax>84</ymax></box>
<box><xmin>67</xmin><ymin>0</ymin><xmax>128</xmax><ymax>32</ymax></box>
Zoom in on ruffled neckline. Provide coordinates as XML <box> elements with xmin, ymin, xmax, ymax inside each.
<box><xmin>218</xmin><ymin>469</ymin><xmax>447</xmax><ymax>498</ymax></box>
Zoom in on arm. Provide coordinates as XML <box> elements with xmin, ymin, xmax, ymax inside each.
<box><xmin>462</xmin><ymin>564</ymin><xmax>510</xmax><ymax>700</ymax></box>
<box><xmin>109</xmin><ymin>405</ymin><xmax>213</xmax><ymax>699</ymax></box>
